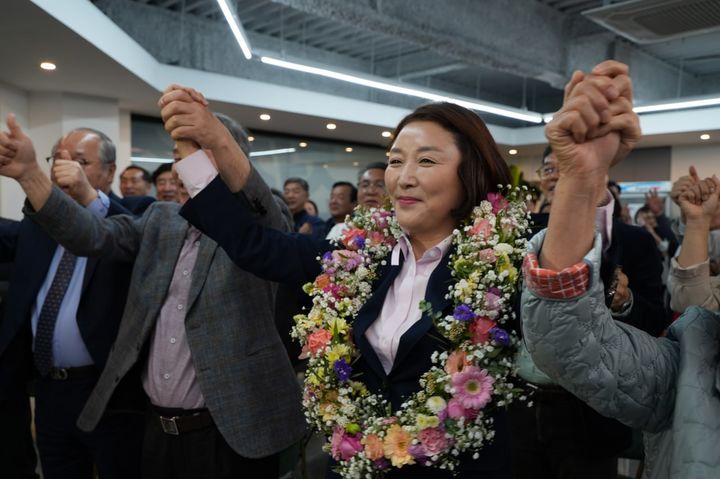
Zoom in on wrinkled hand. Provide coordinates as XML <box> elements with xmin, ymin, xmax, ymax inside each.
<box><xmin>0</xmin><ymin>113</ymin><xmax>39</xmax><ymax>181</ymax></box>
<box><xmin>678</xmin><ymin>175</ymin><xmax>720</xmax><ymax>224</ymax></box>
<box><xmin>562</xmin><ymin>60</ymin><xmax>640</xmax><ymax>166</ymax></box>
<box><xmin>670</xmin><ymin>166</ymin><xmax>700</xmax><ymax>206</ymax></box>
<box><xmin>51</xmin><ymin>153</ymin><xmax>97</xmax><ymax>206</ymax></box>
<box><xmin>610</xmin><ymin>271</ymin><xmax>631</xmax><ymax>312</ymax></box>
<box><xmin>159</xmin><ymin>85</ymin><xmax>220</xmax><ymax>150</ymax></box>
<box><xmin>645</xmin><ymin>189</ymin><xmax>665</xmax><ymax>216</ymax></box>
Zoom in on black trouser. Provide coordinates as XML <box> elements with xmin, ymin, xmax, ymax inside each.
<box><xmin>34</xmin><ymin>372</ymin><xmax>144</xmax><ymax>479</ymax></box>
<box><xmin>509</xmin><ymin>386</ymin><xmax>625</xmax><ymax>479</ymax></box>
<box><xmin>142</xmin><ymin>406</ymin><xmax>279</xmax><ymax>479</ymax></box>
<box><xmin>0</xmin><ymin>394</ymin><xmax>39</xmax><ymax>479</ymax></box>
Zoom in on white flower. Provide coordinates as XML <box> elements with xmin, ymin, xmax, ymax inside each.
<box><xmin>493</xmin><ymin>243</ymin><xmax>513</xmax><ymax>255</ymax></box>
<box><xmin>426</xmin><ymin>396</ymin><xmax>447</xmax><ymax>414</ymax></box>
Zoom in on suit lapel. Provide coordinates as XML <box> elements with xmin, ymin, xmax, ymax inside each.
<box><xmin>185</xmin><ymin>232</ymin><xmax>218</xmax><ymax>314</ymax></box>
<box><xmin>391</xmin><ymin>247</ymin><xmax>454</xmax><ymax>372</ymax></box>
<box><xmin>352</xmin><ymin>259</ymin><xmax>402</xmax><ymax>379</ymax></box>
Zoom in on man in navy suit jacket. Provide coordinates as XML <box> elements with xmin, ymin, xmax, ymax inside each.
<box><xmin>0</xmin><ymin>125</ymin><xmax>143</xmax><ymax>479</ymax></box>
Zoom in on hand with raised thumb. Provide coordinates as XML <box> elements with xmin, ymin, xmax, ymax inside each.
<box><xmin>0</xmin><ymin>113</ymin><xmax>39</xmax><ymax>182</ymax></box>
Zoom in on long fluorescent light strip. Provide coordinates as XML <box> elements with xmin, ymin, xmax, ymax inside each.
<box><xmin>217</xmin><ymin>0</ymin><xmax>252</xmax><ymax>60</ymax></box>
<box><xmin>250</xmin><ymin>148</ymin><xmax>296</xmax><ymax>157</ymax></box>
<box><xmin>131</xmin><ymin>156</ymin><xmax>173</xmax><ymax>164</ymax></box>
<box><xmin>633</xmin><ymin>97</ymin><xmax>720</xmax><ymax>114</ymax></box>
<box><xmin>261</xmin><ymin>56</ymin><xmax>543</xmax><ymax>124</ymax></box>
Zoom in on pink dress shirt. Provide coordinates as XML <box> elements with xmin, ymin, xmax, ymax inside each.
<box><xmin>365</xmin><ymin>235</ymin><xmax>453</xmax><ymax>374</ymax></box>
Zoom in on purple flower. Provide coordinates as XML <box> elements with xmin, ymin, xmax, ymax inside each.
<box><xmin>490</xmin><ymin>327</ymin><xmax>511</xmax><ymax>347</ymax></box>
<box><xmin>489</xmin><ymin>287</ymin><xmax>502</xmax><ymax>296</ymax></box>
<box><xmin>333</xmin><ymin>358</ymin><xmax>352</xmax><ymax>383</ymax></box>
<box><xmin>373</xmin><ymin>458</ymin><xmax>390</xmax><ymax>471</ymax></box>
<box><xmin>408</xmin><ymin>444</ymin><xmax>427</xmax><ymax>460</ymax></box>
<box><xmin>453</xmin><ymin>304</ymin><xmax>475</xmax><ymax>322</ymax></box>
<box><xmin>322</xmin><ymin>251</ymin><xmax>333</xmax><ymax>262</ymax></box>
<box><xmin>352</xmin><ymin>235</ymin><xmax>366</xmax><ymax>249</ymax></box>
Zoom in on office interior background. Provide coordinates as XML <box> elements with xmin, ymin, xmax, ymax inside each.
<box><xmin>1</xmin><ymin>0</ymin><xmax>719</xmax><ymax>220</ymax></box>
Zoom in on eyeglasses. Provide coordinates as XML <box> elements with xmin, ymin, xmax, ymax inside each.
<box><xmin>536</xmin><ymin>165</ymin><xmax>557</xmax><ymax>179</ymax></box>
<box><xmin>358</xmin><ymin>180</ymin><xmax>385</xmax><ymax>190</ymax></box>
<box><xmin>46</xmin><ymin>156</ymin><xmax>91</xmax><ymax>167</ymax></box>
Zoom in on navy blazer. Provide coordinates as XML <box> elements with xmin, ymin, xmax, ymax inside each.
<box><xmin>109</xmin><ymin>191</ymin><xmax>155</xmax><ymax>216</ymax></box>
<box><xmin>0</xmin><ymin>196</ymin><xmax>136</xmax><ymax>399</ymax></box>
<box><xmin>181</xmin><ymin>177</ymin><xmax>511</xmax><ymax>478</ymax></box>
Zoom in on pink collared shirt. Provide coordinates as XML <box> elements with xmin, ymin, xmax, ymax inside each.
<box><xmin>365</xmin><ymin>234</ymin><xmax>453</xmax><ymax>374</ymax></box>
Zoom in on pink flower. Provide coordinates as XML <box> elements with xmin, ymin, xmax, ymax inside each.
<box><xmin>307</xmin><ymin>329</ymin><xmax>332</xmax><ymax>355</ymax></box>
<box><xmin>487</xmin><ymin>192</ymin><xmax>509</xmax><ymax>214</ymax></box>
<box><xmin>417</xmin><ymin>427</ymin><xmax>448</xmax><ymax>456</ymax></box>
<box><xmin>469</xmin><ymin>317</ymin><xmax>496</xmax><ymax>344</ymax></box>
<box><xmin>469</xmin><ymin>219</ymin><xmax>493</xmax><ymax>238</ymax></box>
<box><xmin>446</xmin><ymin>398</ymin><xmax>469</xmax><ymax>419</ymax></box>
<box><xmin>444</xmin><ymin>350</ymin><xmax>471</xmax><ymax>375</ymax></box>
<box><xmin>342</xmin><ymin>228</ymin><xmax>366</xmax><ymax>251</ymax></box>
<box><xmin>330</xmin><ymin>427</ymin><xmax>363</xmax><ymax>460</ymax></box>
<box><xmin>484</xmin><ymin>291</ymin><xmax>501</xmax><ymax>311</ymax></box>
<box><xmin>451</xmin><ymin>366</ymin><xmax>494</xmax><ymax>410</ymax></box>
<box><xmin>478</xmin><ymin>248</ymin><xmax>497</xmax><ymax>263</ymax></box>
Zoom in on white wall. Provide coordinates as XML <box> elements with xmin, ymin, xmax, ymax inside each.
<box><xmin>670</xmin><ymin>143</ymin><xmax>720</xmax><ymax>180</ymax></box>
<box><xmin>0</xmin><ymin>84</ymin><xmax>128</xmax><ymax>219</ymax></box>
<box><xmin>0</xmin><ymin>82</ymin><xmax>30</xmax><ymax>219</ymax></box>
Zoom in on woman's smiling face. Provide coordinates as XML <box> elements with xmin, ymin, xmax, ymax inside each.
<box><xmin>386</xmin><ymin>121</ymin><xmax>464</xmax><ymax>241</ymax></box>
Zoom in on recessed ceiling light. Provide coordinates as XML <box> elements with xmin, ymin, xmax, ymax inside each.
<box><xmin>700</xmin><ymin>134</ymin><xmax>710</xmax><ymax>140</ymax></box>
<box><xmin>353</xmin><ymin>161</ymin><xmax>359</xmax><ymax>166</ymax></box>
<box><xmin>248</xmin><ymin>136</ymin><xmax>255</xmax><ymax>142</ymax></box>
<box><xmin>508</xmin><ymin>149</ymin><xmax>518</xmax><ymax>155</ymax></box>
<box><xmin>345</xmin><ymin>147</ymin><xmax>353</xmax><ymax>153</ymax></box>
<box><xmin>299</xmin><ymin>141</ymin><xmax>308</xmax><ymax>148</ymax></box>
<box><xmin>381</xmin><ymin>131</ymin><xmax>392</xmax><ymax>138</ymax></box>
<box><xmin>326</xmin><ymin>123</ymin><xmax>337</xmax><ymax>130</ymax></box>
<box><xmin>40</xmin><ymin>62</ymin><xmax>56</xmax><ymax>71</ymax></box>
<box><xmin>259</xmin><ymin>113</ymin><xmax>271</xmax><ymax>121</ymax></box>
<box><xmin>322</xmin><ymin>164</ymin><xmax>329</xmax><ymax>168</ymax></box>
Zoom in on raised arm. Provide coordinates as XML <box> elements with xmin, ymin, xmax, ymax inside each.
<box><xmin>670</xmin><ymin>176</ymin><xmax>720</xmax><ymax>312</ymax></box>
<box><xmin>522</xmin><ymin>60</ymin><xmax>680</xmax><ymax>431</ymax></box>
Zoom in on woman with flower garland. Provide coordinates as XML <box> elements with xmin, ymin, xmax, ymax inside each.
<box><xmin>159</xmin><ymin>94</ymin><xmax>528</xmax><ymax>478</ymax></box>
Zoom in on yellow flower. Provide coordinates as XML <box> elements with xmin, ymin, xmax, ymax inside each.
<box><xmin>328</xmin><ymin>317</ymin><xmax>348</xmax><ymax>336</ymax></box>
<box><xmin>383</xmin><ymin>424</ymin><xmax>415</xmax><ymax>467</ymax></box>
<box><xmin>326</xmin><ymin>344</ymin><xmax>351</xmax><ymax>363</ymax></box>
<box><xmin>415</xmin><ymin>414</ymin><xmax>439</xmax><ymax>430</ymax></box>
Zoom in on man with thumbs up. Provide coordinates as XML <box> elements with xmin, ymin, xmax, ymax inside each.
<box><xmin>0</xmin><ymin>118</ymin><xmax>143</xmax><ymax>479</ymax></box>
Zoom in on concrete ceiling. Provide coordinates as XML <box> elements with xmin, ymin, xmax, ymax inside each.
<box><xmin>1</xmin><ymin>0</ymin><xmax>720</xmax><ymax>154</ymax></box>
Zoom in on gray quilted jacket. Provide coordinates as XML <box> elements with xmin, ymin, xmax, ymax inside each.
<box><xmin>521</xmin><ymin>230</ymin><xmax>720</xmax><ymax>479</ymax></box>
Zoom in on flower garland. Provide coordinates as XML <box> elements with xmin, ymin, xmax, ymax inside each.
<box><xmin>292</xmin><ymin>187</ymin><xmax>530</xmax><ymax>478</ymax></box>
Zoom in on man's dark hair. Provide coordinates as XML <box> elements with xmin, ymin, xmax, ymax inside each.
<box><xmin>123</xmin><ymin>165</ymin><xmax>151</xmax><ymax>183</ymax></box>
<box><xmin>541</xmin><ymin>145</ymin><xmax>553</xmax><ymax>165</ymax></box>
<box><xmin>634</xmin><ymin>205</ymin><xmax>653</xmax><ymax>223</ymax></box>
<box><xmin>151</xmin><ymin>163</ymin><xmax>173</xmax><ymax>185</ymax></box>
<box><xmin>284</xmin><ymin>177</ymin><xmax>309</xmax><ymax>192</ymax></box>
<box><xmin>331</xmin><ymin>181</ymin><xmax>358</xmax><ymax>203</ymax></box>
<box><xmin>358</xmin><ymin>162</ymin><xmax>387</xmax><ymax>179</ymax></box>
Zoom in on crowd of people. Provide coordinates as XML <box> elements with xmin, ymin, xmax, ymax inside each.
<box><xmin>0</xmin><ymin>59</ymin><xmax>717</xmax><ymax>479</ymax></box>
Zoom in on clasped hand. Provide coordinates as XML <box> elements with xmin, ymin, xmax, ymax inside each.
<box><xmin>545</xmin><ymin>60</ymin><xmax>640</xmax><ymax>187</ymax></box>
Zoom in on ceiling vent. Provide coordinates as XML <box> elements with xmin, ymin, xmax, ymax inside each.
<box><xmin>583</xmin><ymin>0</ymin><xmax>720</xmax><ymax>44</ymax></box>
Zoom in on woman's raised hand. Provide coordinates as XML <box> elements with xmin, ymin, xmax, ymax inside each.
<box><xmin>679</xmin><ymin>175</ymin><xmax>720</xmax><ymax>226</ymax></box>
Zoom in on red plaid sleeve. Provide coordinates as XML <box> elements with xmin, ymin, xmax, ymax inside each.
<box><xmin>522</xmin><ymin>252</ymin><xmax>590</xmax><ymax>300</ymax></box>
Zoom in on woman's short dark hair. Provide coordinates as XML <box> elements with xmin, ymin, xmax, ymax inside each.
<box><xmin>391</xmin><ymin>102</ymin><xmax>511</xmax><ymax>222</ymax></box>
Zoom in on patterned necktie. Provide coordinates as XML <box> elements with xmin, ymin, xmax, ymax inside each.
<box><xmin>34</xmin><ymin>250</ymin><xmax>77</xmax><ymax>376</ymax></box>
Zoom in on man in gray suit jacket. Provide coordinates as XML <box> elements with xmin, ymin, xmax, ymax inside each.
<box><xmin>0</xmin><ymin>112</ymin><xmax>305</xmax><ymax>479</ymax></box>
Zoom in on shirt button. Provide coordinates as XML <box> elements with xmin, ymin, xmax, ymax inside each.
<box><xmin>182</xmin><ymin>270</ymin><xmax>189</xmax><ymax>276</ymax></box>
<box><xmin>170</xmin><ymin>338</ymin><xmax>177</xmax><ymax>344</ymax></box>
<box><xmin>163</xmin><ymin>373</ymin><xmax>170</xmax><ymax>380</ymax></box>
<box><xmin>194</xmin><ymin>241</ymin><xmax>200</xmax><ymax>247</ymax></box>
<box><xmin>177</xmin><ymin>304</ymin><xmax>184</xmax><ymax>310</ymax></box>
